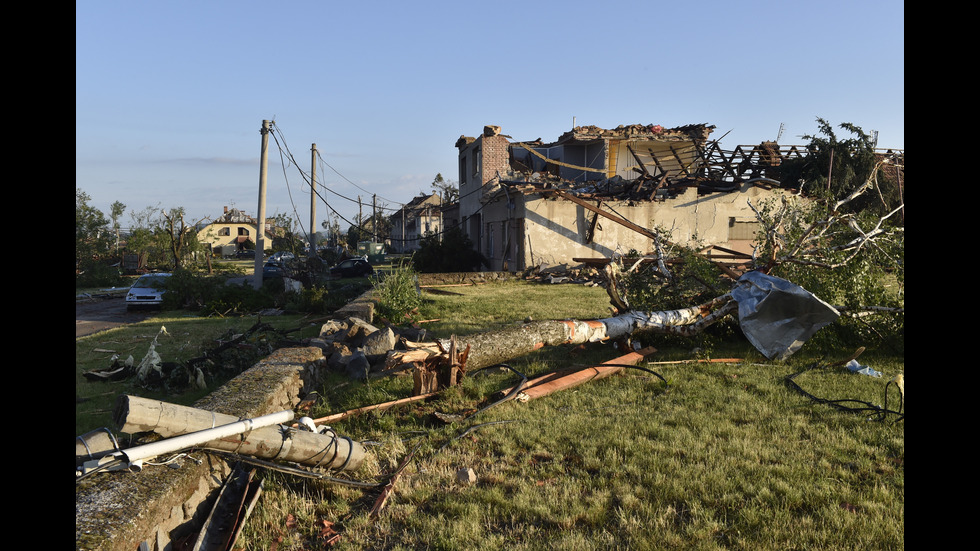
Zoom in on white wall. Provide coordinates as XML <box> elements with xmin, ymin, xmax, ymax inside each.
<box><xmin>517</xmin><ymin>182</ymin><xmax>794</xmax><ymax>269</ymax></box>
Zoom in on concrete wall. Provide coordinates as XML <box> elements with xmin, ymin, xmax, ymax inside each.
<box><xmin>514</xmin><ymin>182</ymin><xmax>789</xmax><ymax>270</ymax></box>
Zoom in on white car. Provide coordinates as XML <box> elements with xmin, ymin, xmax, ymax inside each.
<box><xmin>126</xmin><ymin>273</ymin><xmax>172</xmax><ymax>310</ymax></box>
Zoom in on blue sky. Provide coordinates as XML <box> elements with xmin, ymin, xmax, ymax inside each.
<box><xmin>76</xmin><ymin>0</ymin><xmax>904</xmax><ymax>233</ymax></box>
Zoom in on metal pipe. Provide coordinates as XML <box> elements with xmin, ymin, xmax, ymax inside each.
<box><xmin>114</xmin><ymin>396</ymin><xmax>367</xmax><ymax>471</ymax></box>
<box><xmin>119</xmin><ymin>410</ymin><xmax>294</xmax><ymax>470</ymax></box>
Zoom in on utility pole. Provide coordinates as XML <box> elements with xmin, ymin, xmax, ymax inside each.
<box><xmin>372</xmin><ymin>194</ymin><xmax>377</xmax><ymax>242</ymax></box>
<box><xmin>254</xmin><ymin>120</ymin><xmax>270</xmax><ymax>290</ymax></box>
<box><xmin>310</xmin><ymin>143</ymin><xmax>317</xmax><ymax>259</ymax></box>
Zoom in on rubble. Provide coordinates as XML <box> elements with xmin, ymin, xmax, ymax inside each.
<box><xmin>309</xmin><ymin>316</ymin><xmax>464</xmax><ymax>386</ymax></box>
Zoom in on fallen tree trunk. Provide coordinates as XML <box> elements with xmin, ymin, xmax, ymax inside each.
<box><xmin>444</xmin><ymin>294</ymin><xmax>736</xmax><ymax>371</ymax></box>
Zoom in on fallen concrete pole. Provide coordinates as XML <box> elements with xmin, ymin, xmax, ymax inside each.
<box><xmin>121</xmin><ymin>410</ymin><xmax>295</xmax><ymax>471</ymax></box>
<box><xmin>113</xmin><ymin>395</ymin><xmax>367</xmax><ymax>471</ymax></box>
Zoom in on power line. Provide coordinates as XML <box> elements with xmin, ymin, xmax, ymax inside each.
<box><xmin>267</xmin><ymin>121</ymin><xmax>513</xmax><ymax>249</ymax></box>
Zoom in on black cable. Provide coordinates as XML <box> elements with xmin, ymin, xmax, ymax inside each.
<box><xmin>596</xmin><ymin>363</ymin><xmax>670</xmax><ymax>385</ymax></box>
<box><xmin>785</xmin><ymin>363</ymin><xmax>904</xmax><ymax>423</ymax></box>
<box><xmin>75</xmin><ymin>456</ymin><xmax>126</xmax><ymax>484</ymax></box>
<box><xmin>466</xmin><ymin>363</ymin><xmax>528</xmax><ymax>419</ymax></box>
<box><xmin>205</xmin><ymin>449</ymin><xmax>383</xmax><ymax>488</ymax></box>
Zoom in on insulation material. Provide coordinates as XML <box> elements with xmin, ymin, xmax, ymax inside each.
<box><xmin>731</xmin><ymin>271</ymin><xmax>839</xmax><ymax>360</ymax></box>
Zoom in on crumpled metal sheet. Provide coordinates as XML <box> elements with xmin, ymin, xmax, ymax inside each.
<box><xmin>731</xmin><ymin>271</ymin><xmax>840</xmax><ymax>360</ymax></box>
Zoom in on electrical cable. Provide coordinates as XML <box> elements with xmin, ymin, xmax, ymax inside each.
<box><xmin>465</xmin><ymin>363</ymin><xmax>528</xmax><ymax>419</ymax></box>
<box><xmin>597</xmin><ymin>363</ymin><xmax>670</xmax><ymax>385</ymax></box>
<box><xmin>75</xmin><ymin>456</ymin><xmax>127</xmax><ymax>483</ymax></box>
<box><xmin>784</xmin><ymin>362</ymin><xmax>904</xmax><ymax>423</ymax></box>
<box><xmin>271</xmin><ymin>121</ymin><xmax>510</xmax><ymax>249</ymax></box>
<box><xmin>204</xmin><ymin>449</ymin><xmax>383</xmax><ymax>488</ymax></box>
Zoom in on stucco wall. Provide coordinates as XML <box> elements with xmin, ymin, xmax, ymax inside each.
<box><xmin>515</xmin><ymin>182</ymin><xmax>790</xmax><ymax>270</ymax></box>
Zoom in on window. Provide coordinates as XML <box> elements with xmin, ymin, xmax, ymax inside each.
<box><xmin>218</xmin><ymin>227</ymin><xmax>230</xmax><ymax>236</ymax></box>
<box><xmin>473</xmin><ymin>148</ymin><xmax>481</xmax><ymax>178</ymax></box>
<box><xmin>238</xmin><ymin>227</ymin><xmax>250</xmax><ymax>237</ymax></box>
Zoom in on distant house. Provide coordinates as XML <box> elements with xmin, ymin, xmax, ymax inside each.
<box><xmin>455</xmin><ymin>124</ymin><xmax>797</xmax><ymax>272</ymax></box>
<box><xmin>388</xmin><ymin>194</ymin><xmax>445</xmax><ymax>253</ymax></box>
<box><xmin>197</xmin><ymin>206</ymin><xmax>278</xmax><ymax>257</ymax></box>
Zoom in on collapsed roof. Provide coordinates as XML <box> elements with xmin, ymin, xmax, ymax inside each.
<box><xmin>552</xmin><ymin>123</ymin><xmax>716</xmax><ymax>144</ymax></box>
<box><xmin>484</xmin><ymin>123</ymin><xmax>796</xmax><ymax>202</ymax></box>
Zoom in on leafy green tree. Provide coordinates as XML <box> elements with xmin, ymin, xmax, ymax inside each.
<box><xmin>271</xmin><ymin>213</ymin><xmax>304</xmax><ymax>253</ymax></box>
<box><xmin>126</xmin><ymin>205</ymin><xmax>206</xmax><ymax>270</ymax></box>
<box><xmin>778</xmin><ymin>118</ymin><xmax>901</xmax><ymax>216</ymax></box>
<box><xmin>109</xmin><ymin>200</ymin><xmax>126</xmax><ymax>254</ymax></box>
<box><xmin>76</xmin><ymin>188</ymin><xmax>116</xmax><ymax>276</ymax></box>
<box><xmin>346</xmin><ymin>210</ymin><xmax>392</xmax><ymax>250</ymax></box>
<box><xmin>413</xmin><ymin>226</ymin><xmax>487</xmax><ymax>272</ymax></box>
<box><xmin>160</xmin><ymin>207</ymin><xmax>205</xmax><ymax>270</ymax></box>
<box><xmin>431</xmin><ymin>173</ymin><xmax>459</xmax><ymax>203</ymax></box>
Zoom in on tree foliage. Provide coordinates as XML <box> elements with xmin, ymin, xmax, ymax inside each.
<box><xmin>76</xmin><ymin>188</ymin><xmax>114</xmax><ymax>270</ymax></box>
<box><xmin>372</xmin><ymin>261</ymin><xmax>423</xmax><ymax>322</ymax></box>
<box><xmin>431</xmin><ymin>172</ymin><xmax>459</xmax><ymax>203</ymax></box>
<box><xmin>271</xmin><ymin>213</ymin><xmax>305</xmax><ymax>253</ymax></box>
<box><xmin>346</xmin><ymin>210</ymin><xmax>392</xmax><ymax>250</ymax></box>
<box><xmin>126</xmin><ymin>205</ymin><xmax>206</xmax><ymax>271</ymax></box>
<box><xmin>608</xmin><ymin>120</ymin><xmax>904</xmax><ymax>354</ymax></box>
<box><xmin>778</xmin><ymin>118</ymin><xmax>902</xmax><ymax>217</ymax></box>
<box><xmin>412</xmin><ymin>226</ymin><xmax>487</xmax><ymax>273</ymax></box>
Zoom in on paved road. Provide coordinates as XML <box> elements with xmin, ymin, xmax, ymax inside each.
<box><xmin>75</xmin><ymin>296</ymin><xmax>156</xmax><ymax>338</ymax></box>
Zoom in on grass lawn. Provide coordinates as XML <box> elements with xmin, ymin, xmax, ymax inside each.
<box><xmin>76</xmin><ymin>278</ymin><xmax>903</xmax><ymax>550</ymax></box>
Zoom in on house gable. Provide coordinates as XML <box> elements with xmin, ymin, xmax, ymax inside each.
<box><xmin>197</xmin><ymin>206</ymin><xmax>278</xmax><ymax>255</ymax></box>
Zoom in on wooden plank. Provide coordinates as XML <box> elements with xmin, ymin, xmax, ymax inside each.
<box><xmin>506</xmin><ymin>347</ymin><xmax>657</xmax><ymax>402</ymax></box>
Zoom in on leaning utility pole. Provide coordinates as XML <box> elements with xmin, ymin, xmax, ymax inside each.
<box><xmin>254</xmin><ymin>120</ymin><xmax>271</xmax><ymax>290</ymax></box>
<box><xmin>310</xmin><ymin>143</ymin><xmax>318</xmax><ymax>258</ymax></box>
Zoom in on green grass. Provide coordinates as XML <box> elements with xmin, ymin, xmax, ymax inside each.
<box><xmin>76</xmin><ymin>279</ymin><xmax>903</xmax><ymax>549</ymax></box>
<box><xmin>241</xmin><ymin>280</ymin><xmax>903</xmax><ymax>550</ymax></box>
<box><xmin>75</xmin><ymin>313</ymin><xmax>324</xmax><ymax>436</ymax></box>
<box><xmin>419</xmin><ymin>279</ymin><xmax>614</xmax><ymax>337</ymax></box>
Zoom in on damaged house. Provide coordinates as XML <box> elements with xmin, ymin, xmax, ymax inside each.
<box><xmin>455</xmin><ymin>124</ymin><xmax>799</xmax><ymax>272</ymax></box>
<box><xmin>388</xmin><ymin>193</ymin><xmax>445</xmax><ymax>253</ymax></box>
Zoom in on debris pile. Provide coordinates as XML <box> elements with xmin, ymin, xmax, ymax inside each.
<box><xmin>82</xmin><ymin>322</ymin><xmax>285</xmax><ymax>392</ymax></box>
<box><xmin>312</xmin><ymin>317</ymin><xmax>470</xmax><ymax>395</ymax></box>
<box><xmin>520</xmin><ymin>263</ymin><xmax>605</xmax><ymax>286</ymax></box>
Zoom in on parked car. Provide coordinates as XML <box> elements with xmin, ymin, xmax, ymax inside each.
<box><xmin>268</xmin><ymin>251</ymin><xmax>295</xmax><ymax>265</ymax></box>
<box><xmin>126</xmin><ymin>273</ymin><xmax>172</xmax><ymax>310</ymax></box>
<box><xmin>262</xmin><ymin>261</ymin><xmax>285</xmax><ymax>280</ymax></box>
<box><xmin>235</xmin><ymin>249</ymin><xmax>257</xmax><ymax>259</ymax></box>
<box><xmin>330</xmin><ymin>257</ymin><xmax>374</xmax><ymax>278</ymax></box>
